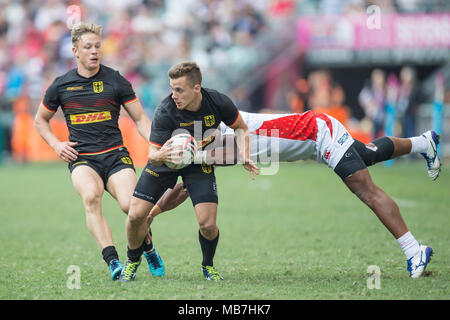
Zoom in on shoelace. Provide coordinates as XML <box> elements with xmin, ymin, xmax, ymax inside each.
<box><xmin>145</xmin><ymin>251</ymin><xmax>161</xmax><ymax>269</ymax></box>
<box><xmin>122</xmin><ymin>261</ymin><xmax>139</xmax><ymax>279</ymax></box>
<box><xmin>204</xmin><ymin>266</ymin><xmax>221</xmax><ymax>280</ymax></box>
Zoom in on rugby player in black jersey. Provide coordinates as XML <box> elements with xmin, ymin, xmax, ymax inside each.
<box><xmin>119</xmin><ymin>62</ymin><xmax>259</xmax><ymax>281</ymax></box>
<box><xmin>34</xmin><ymin>22</ymin><xmax>168</xmax><ymax>280</ymax></box>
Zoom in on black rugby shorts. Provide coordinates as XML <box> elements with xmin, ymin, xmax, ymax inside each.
<box><xmin>333</xmin><ymin>141</ymin><xmax>367</xmax><ymax>180</ymax></box>
<box><xmin>68</xmin><ymin>147</ymin><xmax>135</xmax><ymax>187</ymax></box>
<box><xmin>133</xmin><ymin>163</ymin><xmax>218</xmax><ymax>206</ymax></box>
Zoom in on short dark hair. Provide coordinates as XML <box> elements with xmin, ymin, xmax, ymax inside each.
<box><xmin>168</xmin><ymin>61</ymin><xmax>202</xmax><ymax>87</ymax></box>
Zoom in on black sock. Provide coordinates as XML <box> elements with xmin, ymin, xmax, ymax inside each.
<box><xmin>127</xmin><ymin>246</ymin><xmax>143</xmax><ymax>263</ymax></box>
<box><xmin>198</xmin><ymin>229</ymin><xmax>219</xmax><ymax>267</ymax></box>
<box><xmin>102</xmin><ymin>246</ymin><xmax>119</xmax><ymax>265</ymax></box>
<box><xmin>141</xmin><ymin>227</ymin><xmax>154</xmax><ymax>252</ymax></box>
<box><xmin>141</xmin><ymin>239</ymin><xmax>154</xmax><ymax>252</ymax></box>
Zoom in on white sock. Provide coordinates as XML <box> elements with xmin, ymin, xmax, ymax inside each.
<box><xmin>397</xmin><ymin>231</ymin><xmax>420</xmax><ymax>260</ymax></box>
<box><xmin>409</xmin><ymin>136</ymin><xmax>428</xmax><ymax>153</ymax></box>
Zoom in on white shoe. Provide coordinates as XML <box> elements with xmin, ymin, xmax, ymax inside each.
<box><xmin>407</xmin><ymin>244</ymin><xmax>433</xmax><ymax>278</ymax></box>
<box><xmin>420</xmin><ymin>131</ymin><xmax>441</xmax><ymax>181</ymax></box>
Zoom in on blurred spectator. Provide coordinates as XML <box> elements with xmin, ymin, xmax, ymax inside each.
<box><xmin>397</xmin><ymin>66</ymin><xmax>426</xmax><ymax>138</ymax></box>
<box><xmin>328</xmin><ymin>83</ymin><xmax>351</xmax><ymax>125</ymax></box>
<box><xmin>358</xmin><ymin>69</ymin><xmax>387</xmax><ymax>139</ymax></box>
<box><xmin>288</xmin><ymin>78</ymin><xmax>309</xmax><ymax>114</ymax></box>
<box><xmin>1</xmin><ymin>0</ymin><xmax>274</xmax><ymax>109</ymax></box>
<box><xmin>308</xmin><ymin>70</ymin><xmax>332</xmax><ymax>110</ymax></box>
<box><xmin>305</xmin><ymin>70</ymin><xmax>351</xmax><ymax>126</ymax></box>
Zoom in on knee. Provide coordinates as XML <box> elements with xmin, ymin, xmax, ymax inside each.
<box><xmin>127</xmin><ymin>198</ymin><xmax>150</xmax><ymax>226</ymax></box>
<box><xmin>199</xmin><ymin>221</ymin><xmax>218</xmax><ymax>238</ymax></box>
<box><xmin>81</xmin><ymin>192</ymin><xmax>102</xmax><ymax>213</ymax></box>
<box><xmin>127</xmin><ymin>209</ymin><xmax>147</xmax><ymax>226</ymax></box>
<box><xmin>352</xmin><ymin>184</ymin><xmax>379</xmax><ymax>208</ymax></box>
<box><xmin>118</xmin><ymin>201</ymin><xmax>130</xmax><ymax>215</ymax></box>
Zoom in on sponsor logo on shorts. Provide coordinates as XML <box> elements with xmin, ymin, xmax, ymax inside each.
<box><xmin>345</xmin><ymin>151</ymin><xmax>353</xmax><ymax>158</ymax></box>
<box><xmin>212</xmin><ymin>181</ymin><xmax>217</xmax><ymax>195</ymax></box>
<box><xmin>70</xmin><ymin>111</ymin><xmax>112</xmax><ymax>125</ymax></box>
<box><xmin>133</xmin><ymin>191</ymin><xmax>156</xmax><ymax>203</ymax></box>
<box><xmin>145</xmin><ymin>168</ymin><xmax>159</xmax><ymax>177</ymax></box>
<box><xmin>338</xmin><ymin>132</ymin><xmax>350</xmax><ymax>145</ymax></box>
<box><xmin>324</xmin><ymin>150</ymin><xmax>331</xmax><ymax>160</ymax></box>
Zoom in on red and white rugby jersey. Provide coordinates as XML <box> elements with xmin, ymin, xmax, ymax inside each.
<box><xmin>219</xmin><ymin>111</ymin><xmax>354</xmax><ymax>169</ymax></box>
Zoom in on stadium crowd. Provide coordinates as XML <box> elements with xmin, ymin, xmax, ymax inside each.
<box><xmin>0</xmin><ymin>0</ymin><xmax>449</xmax><ymax>163</ymax></box>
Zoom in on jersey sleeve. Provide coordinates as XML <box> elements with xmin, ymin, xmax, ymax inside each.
<box><xmin>149</xmin><ymin>107</ymin><xmax>174</xmax><ymax>147</ymax></box>
<box><xmin>219</xmin><ymin>122</ymin><xmax>235</xmax><ymax>135</ymax></box>
<box><xmin>115</xmin><ymin>71</ymin><xmax>137</xmax><ymax>105</ymax></box>
<box><xmin>42</xmin><ymin>80</ymin><xmax>60</xmax><ymax>112</ymax></box>
<box><xmin>218</xmin><ymin>93</ymin><xmax>239</xmax><ymax>127</ymax></box>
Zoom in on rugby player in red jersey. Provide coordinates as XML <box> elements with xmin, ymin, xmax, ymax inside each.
<box><xmin>151</xmin><ymin>110</ymin><xmax>440</xmax><ymax>278</ymax></box>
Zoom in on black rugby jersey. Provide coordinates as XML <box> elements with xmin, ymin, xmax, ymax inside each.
<box><xmin>42</xmin><ymin>64</ymin><xmax>137</xmax><ymax>155</ymax></box>
<box><xmin>150</xmin><ymin>87</ymin><xmax>239</xmax><ymax>150</ymax></box>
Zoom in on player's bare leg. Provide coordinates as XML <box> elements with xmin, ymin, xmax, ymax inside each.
<box><xmin>126</xmin><ymin>197</ymin><xmax>154</xmax><ymax>250</ymax></box>
<box><xmin>71</xmin><ymin>165</ymin><xmax>123</xmax><ymax>279</ymax></box>
<box><xmin>120</xmin><ymin>196</ymin><xmax>165</xmax><ymax>281</ymax></box>
<box><xmin>71</xmin><ymin>166</ymin><xmax>113</xmax><ymax>248</ymax></box>
<box><xmin>343</xmin><ymin>168</ymin><xmax>408</xmax><ymax>238</ymax></box>
<box><xmin>343</xmin><ymin>168</ymin><xmax>433</xmax><ymax>277</ymax></box>
<box><xmin>106</xmin><ymin>168</ymin><xmax>137</xmax><ymax>214</ymax></box>
<box><xmin>195</xmin><ymin>202</ymin><xmax>223</xmax><ymax>280</ymax></box>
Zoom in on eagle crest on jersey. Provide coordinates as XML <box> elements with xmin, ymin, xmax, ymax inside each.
<box><xmin>93</xmin><ymin>81</ymin><xmax>103</xmax><ymax>93</ymax></box>
<box><xmin>204</xmin><ymin>115</ymin><xmax>215</xmax><ymax>127</ymax></box>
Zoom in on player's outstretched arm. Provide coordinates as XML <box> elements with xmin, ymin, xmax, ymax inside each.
<box><xmin>195</xmin><ymin>135</ymin><xmax>238</xmax><ymax>166</ymax></box>
<box><xmin>230</xmin><ymin>114</ymin><xmax>259</xmax><ymax>179</ymax></box>
<box><xmin>34</xmin><ymin>103</ymin><xmax>78</xmax><ymax>162</ymax></box>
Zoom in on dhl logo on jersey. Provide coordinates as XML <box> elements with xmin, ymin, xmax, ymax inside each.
<box><xmin>70</xmin><ymin>111</ymin><xmax>112</xmax><ymax>125</ymax></box>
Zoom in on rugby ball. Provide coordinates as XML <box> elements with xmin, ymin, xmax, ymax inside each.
<box><xmin>164</xmin><ymin>133</ymin><xmax>198</xmax><ymax>169</ymax></box>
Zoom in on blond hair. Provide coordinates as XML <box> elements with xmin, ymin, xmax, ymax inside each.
<box><xmin>71</xmin><ymin>22</ymin><xmax>102</xmax><ymax>47</ymax></box>
<box><xmin>168</xmin><ymin>61</ymin><xmax>202</xmax><ymax>87</ymax></box>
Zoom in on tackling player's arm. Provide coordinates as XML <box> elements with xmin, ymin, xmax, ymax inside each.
<box><xmin>123</xmin><ymin>99</ymin><xmax>152</xmax><ymax>141</ymax></box>
<box><xmin>197</xmin><ymin>133</ymin><xmax>237</xmax><ymax>166</ymax></box>
<box><xmin>34</xmin><ymin>103</ymin><xmax>78</xmax><ymax>162</ymax></box>
<box><xmin>229</xmin><ymin>113</ymin><xmax>259</xmax><ymax>179</ymax></box>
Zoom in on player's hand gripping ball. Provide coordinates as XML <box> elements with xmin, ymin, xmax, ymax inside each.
<box><xmin>164</xmin><ymin>133</ymin><xmax>198</xmax><ymax>169</ymax></box>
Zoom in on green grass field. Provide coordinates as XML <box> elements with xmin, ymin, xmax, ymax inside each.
<box><xmin>0</xmin><ymin>160</ymin><xmax>449</xmax><ymax>300</ymax></box>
